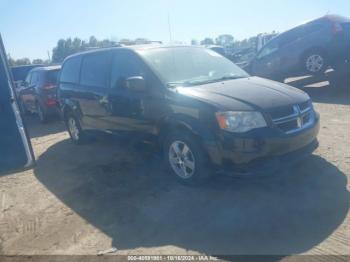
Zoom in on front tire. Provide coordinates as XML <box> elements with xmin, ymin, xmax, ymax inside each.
<box><xmin>164</xmin><ymin>131</ymin><xmax>212</xmax><ymax>185</ymax></box>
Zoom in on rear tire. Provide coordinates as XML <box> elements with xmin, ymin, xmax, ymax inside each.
<box><xmin>65</xmin><ymin>111</ymin><xmax>87</xmax><ymax>144</ymax></box>
<box><xmin>37</xmin><ymin>102</ymin><xmax>48</xmax><ymax>124</ymax></box>
<box><xmin>19</xmin><ymin>101</ymin><xmax>30</xmax><ymax>116</ymax></box>
<box><xmin>163</xmin><ymin>131</ymin><xmax>212</xmax><ymax>185</ymax></box>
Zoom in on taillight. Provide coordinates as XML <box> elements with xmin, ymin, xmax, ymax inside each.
<box><xmin>331</xmin><ymin>22</ymin><xmax>343</xmax><ymax>35</ymax></box>
<box><xmin>46</xmin><ymin>99</ymin><xmax>57</xmax><ymax>106</ymax></box>
<box><xmin>42</xmin><ymin>84</ymin><xmax>56</xmax><ymax>90</ymax></box>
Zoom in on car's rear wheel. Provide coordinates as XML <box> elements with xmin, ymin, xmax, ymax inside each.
<box><xmin>37</xmin><ymin>102</ymin><xmax>48</xmax><ymax>123</ymax></box>
<box><xmin>65</xmin><ymin>112</ymin><xmax>86</xmax><ymax>144</ymax></box>
<box><xmin>303</xmin><ymin>51</ymin><xmax>328</xmax><ymax>75</ymax></box>
<box><xmin>19</xmin><ymin>101</ymin><xmax>30</xmax><ymax>116</ymax></box>
<box><xmin>164</xmin><ymin>131</ymin><xmax>212</xmax><ymax>185</ymax></box>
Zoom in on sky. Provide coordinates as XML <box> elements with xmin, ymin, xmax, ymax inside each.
<box><xmin>1</xmin><ymin>0</ymin><xmax>350</xmax><ymax>60</ymax></box>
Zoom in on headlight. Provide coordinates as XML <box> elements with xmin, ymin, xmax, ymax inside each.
<box><xmin>216</xmin><ymin>111</ymin><xmax>267</xmax><ymax>133</ymax></box>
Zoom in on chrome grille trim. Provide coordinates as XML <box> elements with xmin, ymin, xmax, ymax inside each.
<box><xmin>271</xmin><ymin>102</ymin><xmax>314</xmax><ymax>134</ymax></box>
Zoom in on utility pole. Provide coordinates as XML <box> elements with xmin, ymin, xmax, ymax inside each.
<box><xmin>167</xmin><ymin>12</ymin><xmax>173</xmax><ymax>43</ymax></box>
<box><xmin>47</xmin><ymin>50</ymin><xmax>51</xmax><ymax>64</ymax></box>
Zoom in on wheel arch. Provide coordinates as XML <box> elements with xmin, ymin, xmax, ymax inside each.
<box><xmin>300</xmin><ymin>46</ymin><xmax>328</xmax><ymax>63</ymax></box>
<box><xmin>61</xmin><ymin>100</ymin><xmax>81</xmax><ymax>121</ymax></box>
<box><xmin>157</xmin><ymin>113</ymin><xmax>221</xmax><ymax>165</ymax></box>
<box><xmin>157</xmin><ymin>113</ymin><xmax>208</xmax><ymax>143</ymax></box>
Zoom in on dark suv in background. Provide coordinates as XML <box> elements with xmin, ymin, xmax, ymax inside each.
<box><xmin>11</xmin><ymin>64</ymin><xmax>43</xmax><ymax>90</ymax></box>
<box><xmin>248</xmin><ymin>15</ymin><xmax>350</xmax><ymax>81</ymax></box>
<box><xmin>58</xmin><ymin>46</ymin><xmax>319</xmax><ymax>185</ymax></box>
<box><xmin>19</xmin><ymin>65</ymin><xmax>61</xmax><ymax>123</ymax></box>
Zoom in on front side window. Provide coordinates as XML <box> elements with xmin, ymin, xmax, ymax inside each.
<box><xmin>80</xmin><ymin>52</ymin><xmax>110</xmax><ymax>88</ymax></box>
<box><xmin>110</xmin><ymin>51</ymin><xmax>145</xmax><ymax>89</ymax></box>
<box><xmin>60</xmin><ymin>56</ymin><xmax>81</xmax><ymax>84</ymax></box>
<box><xmin>138</xmin><ymin>47</ymin><xmax>249</xmax><ymax>87</ymax></box>
<box><xmin>256</xmin><ymin>40</ymin><xmax>279</xmax><ymax>59</ymax></box>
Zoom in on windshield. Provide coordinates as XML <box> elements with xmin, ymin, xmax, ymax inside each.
<box><xmin>138</xmin><ymin>47</ymin><xmax>249</xmax><ymax>87</ymax></box>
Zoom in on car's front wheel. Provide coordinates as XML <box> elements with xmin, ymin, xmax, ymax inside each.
<box><xmin>164</xmin><ymin>131</ymin><xmax>212</xmax><ymax>185</ymax></box>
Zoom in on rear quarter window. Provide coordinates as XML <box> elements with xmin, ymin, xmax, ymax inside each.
<box><xmin>60</xmin><ymin>56</ymin><xmax>81</xmax><ymax>83</ymax></box>
<box><xmin>46</xmin><ymin>70</ymin><xmax>60</xmax><ymax>84</ymax></box>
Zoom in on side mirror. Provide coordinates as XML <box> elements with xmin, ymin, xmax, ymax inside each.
<box><xmin>126</xmin><ymin>76</ymin><xmax>146</xmax><ymax>92</ymax></box>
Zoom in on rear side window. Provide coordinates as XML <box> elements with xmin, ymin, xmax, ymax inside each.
<box><xmin>30</xmin><ymin>72</ymin><xmax>39</xmax><ymax>85</ymax></box>
<box><xmin>279</xmin><ymin>27</ymin><xmax>305</xmax><ymax>47</ymax></box>
<box><xmin>80</xmin><ymin>52</ymin><xmax>110</xmax><ymax>88</ymax></box>
<box><xmin>46</xmin><ymin>70</ymin><xmax>59</xmax><ymax>84</ymax></box>
<box><xmin>24</xmin><ymin>72</ymin><xmax>31</xmax><ymax>84</ymax></box>
<box><xmin>60</xmin><ymin>56</ymin><xmax>81</xmax><ymax>83</ymax></box>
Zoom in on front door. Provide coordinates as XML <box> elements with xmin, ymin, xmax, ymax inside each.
<box><xmin>0</xmin><ymin>35</ymin><xmax>34</xmax><ymax>174</ymax></box>
<box><xmin>106</xmin><ymin>50</ymin><xmax>155</xmax><ymax>134</ymax></box>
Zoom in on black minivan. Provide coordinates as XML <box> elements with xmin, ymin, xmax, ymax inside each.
<box><xmin>58</xmin><ymin>45</ymin><xmax>320</xmax><ymax>184</ymax></box>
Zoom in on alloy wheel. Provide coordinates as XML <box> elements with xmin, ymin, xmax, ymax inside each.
<box><xmin>37</xmin><ymin>104</ymin><xmax>44</xmax><ymax>121</ymax></box>
<box><xmin>68</xmin><ymin>117</ymin><xmax>80</xmax><ymax>141</ymax></box>
<box><xmin>169</xmin><ymin>140</ymin><xmax>196</xmax><ymax>179</ymax></box>
<box><xmin>306</xmin><ymin>54</ymin><xmax>324</xmax><ymax>73</ymax></box>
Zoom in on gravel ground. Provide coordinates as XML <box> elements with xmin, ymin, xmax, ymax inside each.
<box><xmin>0</xmin><ymin>74</ymin><xmax>349</xmax><ymax>258</ymax></box>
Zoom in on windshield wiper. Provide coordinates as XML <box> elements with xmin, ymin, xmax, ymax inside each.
<box><xmin>167</xmin><ymin>75</ymin><xmax>246</xmax><ymax>88</ymax></box>
<box><xmin>167</xmin><ymin>82</ymin><xmax>182</xmax><ymax>88</ymax></box>
<box><xmin>190</xmin><ymin>75</ymin><xmax>246</xmax><ymax>85</ymax></box>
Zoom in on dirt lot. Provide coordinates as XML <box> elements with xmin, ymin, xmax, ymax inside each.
<box><xmin>0</xmin><ymin>74</ymin><xmax>350</xmax><ymax>257</ymax></box>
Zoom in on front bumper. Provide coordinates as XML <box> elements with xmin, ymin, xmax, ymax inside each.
<box><xmin>206</xmin><ymin>113</ymin><xmax>320</xmax><ymax>174</ymax></box>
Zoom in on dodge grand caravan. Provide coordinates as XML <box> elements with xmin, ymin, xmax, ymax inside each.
<box><xmin>58</xmin><ymin>45</ymin><xmax>320</xmax><ymax>184</ymax></box>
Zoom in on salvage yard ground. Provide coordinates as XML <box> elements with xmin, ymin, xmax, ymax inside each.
<box><xmin>0</xmin><ymin>74</ymin><xmax>350</xmax><ymax>257</ymax></box>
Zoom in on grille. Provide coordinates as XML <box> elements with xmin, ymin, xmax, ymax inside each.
<box><xmin>271</xmin><ymin>101</ymin><xmax>314</xmax><ymax>134</ymax></box>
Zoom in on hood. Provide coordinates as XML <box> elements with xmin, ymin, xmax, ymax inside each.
<box><xmin>177</xmin><ymin>77</ymin><xmax>310</xmax><ymax>111</ymax></box>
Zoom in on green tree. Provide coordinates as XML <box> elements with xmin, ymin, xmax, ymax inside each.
<box><xmin>215</xmin><ymin>34</ymin><xmax>234</xmax><ymax>47</ymax></box>
<box><xmin>32</xmin><ymin>58</ymin><xmax>44</xmax><ymax>64</ymax></box>
<box><xmin>14</xmin><ymin>58</ymin><xmax>31</xmax><ymax>66</ymax></box>
<box><xmin>52</xmin><ymin>39</ymin><xmax>67</xmax><ymax>63</ymax></box>
<box><xmin>191</xmin><ymin>39</ymin><xmax>198</xmax><ymax>45</ymax></box>
<box><xmin>7</xmin><ymin>54</ymin><xmax>16</xmax><ymax>66</ymax></box>
<box><xmin>200</xmin><ymin>38</ymin><xmax>214</xmax><ymax>45</ymax></box>
<box><xmin>89</xmin><ymin>36</ymin><xmax>98</xmax><ymax>47</ymax></box>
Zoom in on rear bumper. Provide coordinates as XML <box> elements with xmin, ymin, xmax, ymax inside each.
<box><xmin>38</xmin><ymin>98</ymin><xmax>60</xmax><ymax>116</ymax></box>
<box><xmin>44</xmin><ymin>104</ymin><xmax>60</xmax><ymax>116</ymax></box>
<box><xmin>205</xmin><ymin>113</ymin><xmax>320</xmax><ymax>174</ymax></box>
